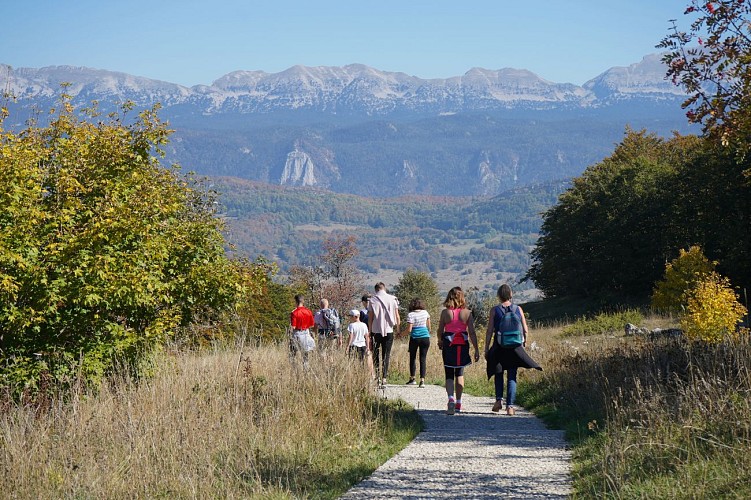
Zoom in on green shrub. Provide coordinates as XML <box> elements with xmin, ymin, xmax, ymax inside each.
<box><xmin>0</xmin><ymin>98</ymin><xmax>246</xmax><ymax>398</ymax></box>
<box><xmin>561</xmin><ymin>310</ymin><xmax>644</xmax><ymax>337</ymax></box>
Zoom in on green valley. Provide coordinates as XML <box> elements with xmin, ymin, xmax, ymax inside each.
<box><xmin>215</xmin><ymin>176</ymin><xmax>567</xmax><ymax>296</ymax></box>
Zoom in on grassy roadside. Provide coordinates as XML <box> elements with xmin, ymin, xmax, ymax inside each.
<box><xmin>389</xmin><ymin>309</ymin><xmax>751</xmax><ymax>498</ymax></box>
<box><xmin>5</xmin><ymin>311</ymin><xmax>749</xmax><ymax>498</ymax></box>
<box><xmin>0</xmin><ymin>345</ymin><xmax>421</xmax><ymax>499</ymax></box>
<box><xmin>514</xmin><ymin>315</ymin><xmax>751</xmax><ymax>498</ymax></box>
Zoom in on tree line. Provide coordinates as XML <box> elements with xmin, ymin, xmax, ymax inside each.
<box><xmin>527</xmin><ymin>0</ymin><xmax>751</xmax><ymax>307</ymax></box>
<box><xmin>525</xmin><ymin>129</ymin><xmax>750</xmax><ymax>303</ymax></box>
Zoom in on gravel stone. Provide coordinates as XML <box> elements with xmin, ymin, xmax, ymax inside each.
<box><xmin>341</xmin><ymin>383</ymin><xmax>571</xmax><ymax>499</ymax></box>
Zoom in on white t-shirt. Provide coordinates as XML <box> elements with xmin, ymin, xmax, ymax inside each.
<box><xmin>348</xmin><ymin>322</ymin><xmax>368</xmax><ymax>347</ymax></box>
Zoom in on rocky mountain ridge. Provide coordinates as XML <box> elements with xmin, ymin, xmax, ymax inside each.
<box><xmin>1</xmin><ymin>53</ymin><xmax>695</xmax><ymax>197</ymax></box>
<box><xmin>2</xmin><ymin>53</ymin><xmax>684</xmax><ymax>116</ymax></box>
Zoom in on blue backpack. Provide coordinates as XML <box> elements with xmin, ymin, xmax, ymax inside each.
<box><xmin>494</xmin><ymin>304</ymin><xmax>523</xmax><ymax>348</ymax></box>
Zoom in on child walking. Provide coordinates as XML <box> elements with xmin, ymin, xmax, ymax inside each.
<box><xmin>347</xmin><ymin>309</ymin><xmax>374</xmax><ymax>378</ymax></box>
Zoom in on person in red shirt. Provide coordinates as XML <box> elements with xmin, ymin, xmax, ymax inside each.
<box><xmin>290</xmin><ymin>294</ymin><xmax>316</xmax><ymax>363</ymax></box>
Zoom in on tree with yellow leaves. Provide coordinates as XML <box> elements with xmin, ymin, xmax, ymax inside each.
<box><xmin>681</xmin><ymin>272</ymin><xmax>748</xmax><ymax>344</ymax></box>
<box><xmin>651</xmin><ymin>246</ymin><xmax>716</xmax><ymax>313</ymax></box>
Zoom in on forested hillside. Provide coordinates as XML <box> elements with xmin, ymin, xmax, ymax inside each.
<box><xmin>215</xmin><ymin>177</ymin><xmax>567</xmax><ymax>292</ymax></box>
<box><xmin>526</xmin><ymin>129</ymin><xmax>750</xmax><ymax>305</ymax></box>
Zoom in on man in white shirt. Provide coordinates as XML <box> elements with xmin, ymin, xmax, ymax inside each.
<box><xmin>367</xmin><ymin>282</ymin><xmax>400</xmax><ymax>386</ymax></box>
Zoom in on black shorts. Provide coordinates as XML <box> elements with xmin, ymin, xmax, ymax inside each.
<box><xmin>349</xmin><ymin>345</ymin><xmax>366</xmax><ymax>360</ymax></box>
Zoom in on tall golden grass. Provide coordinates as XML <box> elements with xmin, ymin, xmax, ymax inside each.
<box><xmin>7</xmin><ymin>312</ymin><xmax>746</xmax><ymax>498</ymax></box>
<box><xmin>0</xmin><ymin>343</ymin><xmax>419</xmax><ymax>498</ymax></box>
<box><xmin>517</xmin><ymin>316</ymin><xmax>751</xmax><ymax>497</ymax></box>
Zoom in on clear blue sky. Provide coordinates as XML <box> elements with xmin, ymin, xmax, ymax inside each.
<box><xmin>2</xmin><ymin>0</ymin><xmax>690</xmax><ymax>87</ymax></box>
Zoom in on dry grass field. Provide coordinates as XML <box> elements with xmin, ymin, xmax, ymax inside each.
<box><xmin>4</xmin><ymin>311</ymin><xmax>749</xmax><ymax>498</ymax></box>
<box><xmin>0</xmin><ymin>344</ymin><xmax>419</xmax><ymax>499</ymax></box>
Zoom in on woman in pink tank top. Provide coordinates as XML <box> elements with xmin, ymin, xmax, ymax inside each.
<box><xmin>437</xmin><ymin>286</ymin><xmax>480</xmax><ymax>415</ymax></box>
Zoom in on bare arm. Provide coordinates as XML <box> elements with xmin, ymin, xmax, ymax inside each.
<box><xmin>465</xmin><ymin>309</ymin><xmax>480</xmax><ymax>361</ymax></box>
<box><xmin>485</xmin><ymin>306</ymin><xmax>495</xmax><ymax>357</ymax></box>
<box><xmin>437</xmin><ymin>309</ymin><xmax>448</xmax><ymax>349</ymax></box>
<box><xmin>518</xmin><ymin>306</ymin><xmax>529</xmax><ymax>347</ymax></box>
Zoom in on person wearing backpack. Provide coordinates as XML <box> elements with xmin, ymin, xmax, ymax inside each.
<box><xmin>314</xmin><ymin>298</ymin><xmax>342</xmax><ymax>349</ymax></box>
<box><xmin>437</xmin><ymin>286</ymin><xmax>480</xmax><ymax>415</ymax></box>
<box><xmin>484</xmin><ymin>284</ymin><xmax>542</xmax><ymax>415</ymax></box>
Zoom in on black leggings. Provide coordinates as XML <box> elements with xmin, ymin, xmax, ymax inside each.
<box><xmin>408</xmin><ymin>337</ymin><xmax>430</xmax><ymax>378</ymax></box>
<box><xmin>444</xmin><ymin>366</ymin><xmax>465</xmax><ymax>380</ymax></box>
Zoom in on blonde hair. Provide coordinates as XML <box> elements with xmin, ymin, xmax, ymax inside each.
<box><xmin>443</xmin><ymin>287</ymin><xmax>466</xmax><ymax>309</ymax></box>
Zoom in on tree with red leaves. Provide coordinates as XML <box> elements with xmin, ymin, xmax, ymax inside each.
<box><xmin>288</xmin><ymin>235</ymin><xmax>363</xmax><ymax>315</ymax></box>
<box><xmin>659</xmin><ymin>0</ymin><xmax>751</xmax><ymax>157</ymax></box>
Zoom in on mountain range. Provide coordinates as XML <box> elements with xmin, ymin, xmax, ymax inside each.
<box><xmin>1</xmin><ymin>53</ymin><xmax>696</xmax><ymax>197</ymax></box>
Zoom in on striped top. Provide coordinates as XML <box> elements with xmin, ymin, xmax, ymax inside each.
<box><xmin>407</xmin><ymin>309</ymin><xmax>430</xmax><ymax>339</ymax></box>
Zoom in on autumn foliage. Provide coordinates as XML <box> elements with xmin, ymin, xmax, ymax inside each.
<box><xmin>681</xmin><ymin>272</ymin><xmax>748</xmax><ymax>343</ymax></box>
<box><xmin>651</xmin><ymin>246</ymin><xmax>716</xmax><ymax>313</ymax></box>
<box><xmin>0</xmin><ymin>97</ymin><xmax>248</xmax><ymax>396</ymax></box>
<box><xmin>660</xmin><ymin>0</ymin><xmax>751</xmax><ymax>158</ymax></box>
<box><xmin>652</xmin><ymin>246</ymin><xmax>747</xmax><ymax>343</ymax></box>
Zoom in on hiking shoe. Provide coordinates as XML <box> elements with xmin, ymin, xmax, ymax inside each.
<box><xmin>492</xmin><ymin>400</ymin><xmax>503</xmax><ymax>413</ymax></box>
<box><xmin>406</xmin><ymin>379</ymin><xmax>416</xmax><ymax>385</ymax></box>
<box><xmin>455</xmin><ymin>402</ymin><xmax>462</xmax><ymax>413</ymax></box>
<box><xmin>418</xmin><ymin>380</ymin><xmax>425</xmax><ymax>388</ymax></box>
<box><xmin>506</xmin><ymin>406</ymin><xmax>516</xmax><ymax>416</ymax></box>
<box><xmin>447</xmin><ymin>400</ymin><xmax>456</xmax><ymax>415</ymax></box>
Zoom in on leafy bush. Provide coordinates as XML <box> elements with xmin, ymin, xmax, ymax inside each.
<box><xmin>651</xmin><ymin>246</ymin><xmax>716</xmax><ymax>313</ymax></box>
<box><xmin>392</xmin><ymin>269</ymin><xmax>441</xmax><ymax>332</ymax></box>
<box><xmin>561</xmin><ymin>310</ymin><xmax>644</xmax><ymax>337</ymax></box>
<box><xmin>0</xmin><ymin>98</ymin><xmax>245</xmax><ymax>397</ymax></box>
<box><xmin>681</xmin><ymin>272</ymin><xmax>748</xmax><ymax>344</ymax></box>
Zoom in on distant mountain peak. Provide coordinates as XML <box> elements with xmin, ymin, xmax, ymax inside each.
<box><xmin>0</xmin><ymin>52</ymin><xmax>696</xmax><ymax>199</ymax></box>
<box><xmin>2</xmin><ymin>52</ymin><xmax>686</xmax><ymax>116</ymax></box>
<box><xmin>583</xmin><ymin>52</ymin><xmax>683</xmax><ymax>99</ymax></box>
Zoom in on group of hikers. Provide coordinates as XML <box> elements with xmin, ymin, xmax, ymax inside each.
<box><xmin>289</xmin><ymin>282</ymin><xmax>541</xmax><ymax>415</ymax></box>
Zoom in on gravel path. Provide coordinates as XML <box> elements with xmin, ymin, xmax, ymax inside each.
<box><xmin>340</xmin><ymin>383</ymin><xmax>571</xmax><ymax>499</ymax></box>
